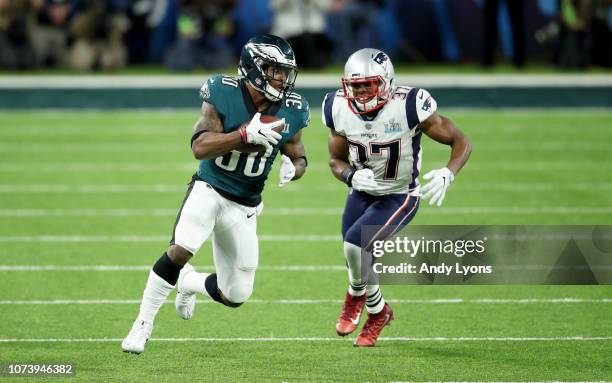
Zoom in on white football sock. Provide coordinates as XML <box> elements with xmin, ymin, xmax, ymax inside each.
<box><xmin>344</xmin><ymin>242</ymin><xmax>366</xmax><ymax>297</ymax></box>
<box><xmin>182</xmin><ymin>271</ymin><xmax>211</xmax><ymax>298</ymax></box>
<box><xmin>137</xmin><ymin>270</ymin><xmax>175</xmax><ymax>323</ymax></box>
<box><xmin>365</xmin><ymin>284</ymin><xmax>385</xmax><ymax>314</ymax></box>
<box><xmin>348</xmin><ymin>281</ymin><xmax>367</xmax><ymax>297</ymax></box>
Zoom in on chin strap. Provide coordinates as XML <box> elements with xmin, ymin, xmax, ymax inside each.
<box><xmin>263</xmin><ymin>84</ymin><xmax>283</xmax><ymax>102</ymax></box>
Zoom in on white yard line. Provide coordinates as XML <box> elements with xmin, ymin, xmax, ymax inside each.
<box><xmin>0</xmin><ymin>235</ymin><xmax>342</xmax><ymax>242</ymax></box>
<box><xmin>3</xmin><ymin>265</ymin><xmax>611</xmax><ymax>272</ymax></box>
<box><xmin>0</xmin><ymin>143</ymin><xmax>186</xmax><ymax>152</ymax></box>
<box><xmin>1</xmin><ymin>141</ymin><xmax>608</xmax><ymax>152</ymax></box>
<box><xmin>1</xmin><ymin>182</ymin><xmax>611</xmax><ymax>194</ymax></box>
<box><xmin>0</xmin><ymin>265</ymin><xmax>345</xmax><ymax>271</ymax></box>
<box><xmin>425</xmin><ymin>207</ymin><xmax>612</xmax><ymax>215</ymax></box>
<box><xmin>0</xmin><ymin>184</ymin><xmax>187</xmax><ymax>193</ymax></box>
<box><xmin>0</xmin><ymin>207</ymin><xmax>610</xmax><ymax>217</ymax></box>
<box><xmin>0</xmin><ymin>208</ymin><xmax>344</xmax><ymax>216</ymax></box>
<box><xmin>0</xmin><ymin>161</ymin><xmax>605</xmax><ymax>172</ymax></box>
<box><xmin>0</xmin><ymin>209</ymin><xmax>181</xmax><ymax>217</ymax></box>
<box><xmin>0</xmin><ymin>298</ymin><xmax>609</xmax><ymax>305</ymax></box>
<box><xmin>1</xmin><ymin>265</ymin><xmax>611</xmax><ymax>272</ymax></box>
<box><xmin>0</xmin><ymin>163</ymin><xmax>195</xmax><ymax>172</ymax></box>
<box><xmin>444</xmin><ymin>183</ymin><xmax>612</xmax><ymax>191</ymax></box>
<box><xmin>0</xmin><ymin>336</ymin><xmax>610</xmax><ymax>343</ymax></box>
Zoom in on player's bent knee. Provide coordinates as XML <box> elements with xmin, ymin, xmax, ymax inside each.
<box><xmin>221</xmin><ymin>284</ymin><xmax>253</xmax><ymax>307</ymax></box>
<box><xmin>166</xmin><ymin>244</ymin><xmax>193</xmax><ymax>265</ymax></box>
<box><xmin>344</xmin><ymin>227</ymin><xmax>362</xmax><ymax>248</ymax></box>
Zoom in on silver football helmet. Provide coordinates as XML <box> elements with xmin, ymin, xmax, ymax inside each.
<box><xmin>342</xmin><ymin>48</ymin><xmax>395</xmax><ymax>114</ymax></box>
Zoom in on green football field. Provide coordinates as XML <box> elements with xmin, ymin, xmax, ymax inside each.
<box><xmin>0</xmin><ymin>109</ymin><xmax>610</xmax><ymax>382</ymax></box>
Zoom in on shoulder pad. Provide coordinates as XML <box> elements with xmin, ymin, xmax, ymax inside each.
<box><xmin>414</xmin><ymin>88</ymin><xmax>437</xmax><ymax>123</ymax></box>
<box><xmin>284</xmin><ymin>92</ymin><xmax>310</xmax><ymax>128</ymax></box>
<box><xmin>321</xmin><ymin>91</ymin><xmax>341</xmax><ymax>130</ymax></box>
<box><xmin>403</xmin><ymin>87</ymin><xmax>437</xmax><ymax>129</ymax></box>
<box><xmin>199</xmin><ymin>74</ymin><xmax>242</xmax><ymax>114</ymax></box>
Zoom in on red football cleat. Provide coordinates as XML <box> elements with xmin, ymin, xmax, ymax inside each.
<box><xmin>353</xmin><ymin>303</ymin><xmax>394</xmax><ymax>347</ymax></box>
<box><xmin>335</xmin><ymin>292</ymin><xmax>366</xmax><ymax>336</ymax></box>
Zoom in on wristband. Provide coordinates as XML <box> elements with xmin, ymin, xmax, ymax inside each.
<box><xmin>238</xmin><ymin>127</ymin><xmax>248</xmax><ymax>144</ymax></box>
<box><xmin>190</xmin><ymin>130</ymin><xmax>207</xmax><ymax>147</ymax></box>
<box><xmin>340</xmin><ymin>167</ymin><xmax>356</xmax><ymax>187</ymax></box>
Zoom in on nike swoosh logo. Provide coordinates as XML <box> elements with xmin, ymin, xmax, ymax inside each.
<box><xmin>442</xmin><ymin>176</ymin><xmax>446</xmax><ymax>185</ymax></box>
<box><xmin>419</xmin><ymin>91</ymin><xmax>423</xmax><ymax>100</ymax></box>
<box><xmin>247</xmin><ymin>213</ymin><xmax>255</xmax><ymax>219</ymax></box>
<box><xmin>351</xmin><ymin>313</ymin><xmax>361</xmax><ymax>325</ymax></box>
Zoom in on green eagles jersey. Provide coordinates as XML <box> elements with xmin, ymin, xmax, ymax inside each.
<box><xmin>196</xmin><ymin>74</ymin><xmax>310</xmax><ymax>206</ymax></box>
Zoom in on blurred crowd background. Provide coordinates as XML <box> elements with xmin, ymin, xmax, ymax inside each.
<box><xmin>1</xmin><ymin>0</ymin><xmax>611</xmax><ymax>71</ymax></box>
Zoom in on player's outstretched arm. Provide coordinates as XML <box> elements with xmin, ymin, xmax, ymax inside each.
<box><xmin>279</xmin><ymin>130</ymin><xmax>307</xmax><ymax>183</ymax></box>
<box><xmin>191</xmin><ymin>102</ymin><xmax>243</xmax><ymax>160</ymax></box>
<box><xmin>419</xmin><ymin>112</ymin><xmax>472</xmax><ymax>175</ymax></box>
<box><xmin>419</xmin><ymin>112</ymin><xmax>472</xmax><ymax>206</ymax></box>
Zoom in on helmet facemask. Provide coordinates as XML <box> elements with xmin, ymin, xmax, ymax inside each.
<box><xmin>256</xmin><ymin>59</ymin><xmax>298</xmax><ymax>101</ymax></box>
<box><xmin>342</xmin><ymin>75</ymin><xmax>389</xmax><ymax>114</ymax></box>
<box><xmin>342</xmin><ymin>48</ymin><xmax>396</xmax><ymax>115</ymax></box>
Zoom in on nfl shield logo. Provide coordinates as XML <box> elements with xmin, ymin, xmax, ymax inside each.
<box><xmin>365</xmin><ymin>123</ymin><xmax>372</xmax><ymax>130</ymax></box>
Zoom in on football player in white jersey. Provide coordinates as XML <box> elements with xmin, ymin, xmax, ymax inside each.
<box><xmin>323</xmin><ymin>48</ymin><xmax>472</xmax><ymax>347</ymax></box>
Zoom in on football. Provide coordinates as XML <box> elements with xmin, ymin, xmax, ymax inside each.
<box><xmin>239</xmin><ymin>115</ymin><xmax>285</xmax><ymax>153</ymax></box>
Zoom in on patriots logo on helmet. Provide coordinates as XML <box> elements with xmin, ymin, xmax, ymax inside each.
<box><xmin>372</xmin><ymin>52</ymin><xmax>388</xmax><ymax>65</ymax></box>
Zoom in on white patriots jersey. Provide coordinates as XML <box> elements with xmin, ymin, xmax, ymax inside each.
<box><xmin>322</xmin><ymin>86</ymin><xmax>437</xmax><ymax>196</ymax></box>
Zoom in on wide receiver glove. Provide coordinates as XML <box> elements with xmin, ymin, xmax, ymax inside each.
<box><xmin>242</xmin><ymin>112</ymin><xmax>283</xmax><ymax>151</ymax></box>
<box><xmin>278</xmin><ymin>155</ymin><xmax>296</xmax><ymax>187</ymax></box>
<box><xmin>421</xmin><ymin>167</ymin><xmax>454</xmax><ymax>206</ymax></box>
<box><xmin>351</xmin><ymin>168</ymin><xmax>379</xmax><ymax>193</ymax></box>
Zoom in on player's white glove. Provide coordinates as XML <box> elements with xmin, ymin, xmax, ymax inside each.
<box><xmin>243</xmin><ymin>112</ymin><xmax>283</xmax><ymax>147</ymax></box>
<box><xmin>351</xmin><ymin>168</ymin><xmax>379</xmax><ymax>193</ymax></box>
<box><xmin>278</xmin><ymin>154</ymin><xmax>296</xmax><ymax>187</ymax></box>
<box><xmin>421</xmin><ymin>167</ymin><xmax>455</xmax><ymax>206</ymax></box>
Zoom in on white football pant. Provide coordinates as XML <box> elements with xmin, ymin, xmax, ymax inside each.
<box><xmin>173</xmin><ymin>180</ymin><xmax>260</xmax><ymax>303</ymax></box>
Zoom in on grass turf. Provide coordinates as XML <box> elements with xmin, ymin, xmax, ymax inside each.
<box><xmin>0</xmin><ymin>109</ymin><xmax>611</xmax><ymax>382</ymax></box>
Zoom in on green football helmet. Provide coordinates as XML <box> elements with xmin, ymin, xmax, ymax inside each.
<box><xmin>238</xmin><ymin>34</ymin><xmax>298</xmax><ymax>102</ymax></box>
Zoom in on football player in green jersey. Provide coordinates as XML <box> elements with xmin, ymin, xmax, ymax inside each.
<box><xmin>123</xmin><ymin>34</ymin><xmax>310</xmax><ymax>354</ymax></box>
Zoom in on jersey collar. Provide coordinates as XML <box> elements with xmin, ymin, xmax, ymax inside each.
<box><xmin>240</xmin><ymin>79</ymin><xmax>282</xmax><ymax>117</ymax></box>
